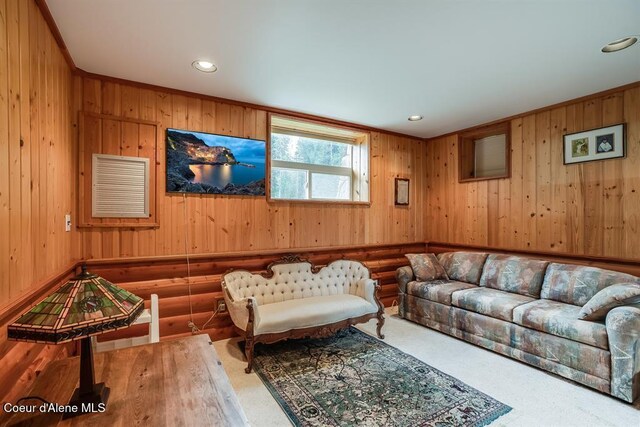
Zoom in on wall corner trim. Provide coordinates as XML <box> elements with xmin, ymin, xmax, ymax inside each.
<box><xmin>35</xmin><ymin>0</ymin><xmax>77</xmax><ymax>71</ymax></box>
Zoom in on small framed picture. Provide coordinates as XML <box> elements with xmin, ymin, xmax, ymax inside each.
<box><xmin>395</xmin><ymin>178</ymin><xmax>409</xmax><ymax>206</ymax></box>
<box><xmin>563</xmin><ymin>123</ymin><xmax>625</xmax><ymax>165</ymax></box>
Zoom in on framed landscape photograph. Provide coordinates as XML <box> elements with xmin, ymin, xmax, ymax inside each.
<box><xmin>563</xmin><ymin>123</ymin><xmax>625</xmax><ymax>165</ymax></box>
<box><xmin>166</xmin><ymin>128</ymin><xmax>266</xmax><ymax>196</ymax></box>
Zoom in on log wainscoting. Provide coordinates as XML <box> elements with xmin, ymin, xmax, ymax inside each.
<box><xmin>0</xmin><ymin>264</ymin><xmax>78</xmax><ymax>408</ymax></box>
<box><xmin>90</xmin><ymin>242</ymin><xmax>425</xmax><ymax>344</ymax></box>
<box><xmin>75</xmin><ymin>240</ymin><xmax>640</xmax><ymax>345</ymax></box>
<box><xmin>0</xmin><ymin>241</ymin><xmax>423</xmax><ymax>409</ymax></box>
<box><xmin>4</xmin><ymin>240</ymin><xmax>640</xmax><ymax>410</ymax></box>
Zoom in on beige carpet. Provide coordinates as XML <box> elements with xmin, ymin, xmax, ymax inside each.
<box><xmin>213</xmin><ymin>307</ymin><xmax>640</xmax><ymax>427</ymax></box>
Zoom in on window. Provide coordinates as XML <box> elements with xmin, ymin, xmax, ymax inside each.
<box><xmin>458</xmin><ymin>122</ymin><xmax>510</xmax><ymax>182</ymax></box>
<box><xmin>269</xmin><ymin>116</ymin><xmax>370</xmax><ymax>202</ymax></box>
<box><xmin>474</xmin><ymin>134</ymin><xmax>507</xmax><ymax>178</ymax></box>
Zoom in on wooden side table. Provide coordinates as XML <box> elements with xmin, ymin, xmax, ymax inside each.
<box><xmin>4</xmin><ymin>335</ymin><xmax>249</xmax><ymax>426</ymax></box>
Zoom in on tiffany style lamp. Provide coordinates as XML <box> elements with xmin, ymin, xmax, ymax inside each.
<box><xmin>8</xmin><ymin>265</ymin><xmax>144</xmax><ymax>418</ymax></box>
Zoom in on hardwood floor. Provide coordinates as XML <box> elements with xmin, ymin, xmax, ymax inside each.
<box><xmin>3</xmin><ymin>335</ymin><xmax>249</xmax><ymax>427</ymax></box>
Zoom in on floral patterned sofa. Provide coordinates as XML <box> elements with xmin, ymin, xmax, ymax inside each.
<box><xmin>396</xmin><ymin>252</ymin><xmax>640</xmax><ymax>403</ymax></box>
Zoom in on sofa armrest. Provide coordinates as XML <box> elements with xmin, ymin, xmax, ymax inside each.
<box><xmin>396</xmin><ymin>266</ymin><xmax>414</xmax><ymax>294</ymax></box>
<box><xmin>606</xmin><ymin>303</ymin><xmax>640</xmax><ymax>402</ymax></box>
<box><xmin>355</xmin><ymin>278</ymin><xmax>380</xmax><ymax>307</ymax></box>
<box><xmin>225</xmin><ymin>294</ymin><xmax>260</xmax><ymax>335</ymax></box>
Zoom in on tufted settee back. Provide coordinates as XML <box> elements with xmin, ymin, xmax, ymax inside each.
<box><xmin>223</xmin><ymin>260</ymin><xmax>371</xmax><ymax>305</ymax></box>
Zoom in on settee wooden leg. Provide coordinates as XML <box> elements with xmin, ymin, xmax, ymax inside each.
<box><xmin>244</xmin><ymin>299</ymin><xmax>256</xmax><ymax>373</ymax></box>
<box><xmin>244</xmin><ymin>339</ymin><xmax>254</xmax><ymax>374</ymax></box>
<box><xmin>372</xmin><ymin>281</ymin><xmax>385</xmax><ymax>339</ymax></box>
<box><xmin>376</xmin><ymin>313</ymin><xmax>385</xmax><ymax>339</ymax></box>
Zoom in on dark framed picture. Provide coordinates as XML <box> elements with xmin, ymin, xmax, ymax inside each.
<box><xmin>395</xmin><ymin>178</ymin><xmax>409</xmax><ymax>206</ymax></box>
<box><xmin>166</xmin><ymin>128</ymin><xmax>266</xmax><ymax>196</ymax></box>
<box><xmin>563</xmin><ymin>123</ymin><xmax>625</xmax><ymax>165</ymax></box>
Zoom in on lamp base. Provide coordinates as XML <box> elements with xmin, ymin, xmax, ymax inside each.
<box><xmin>62</xmin><ymin>382</ymin><xmax>110</xmax><ymax>419</ymax></box>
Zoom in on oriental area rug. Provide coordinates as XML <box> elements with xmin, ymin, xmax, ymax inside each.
<box><xmin>253</xmin><ymin>328</ymin><xmax>511</xmax><ymax>427</ymax></box>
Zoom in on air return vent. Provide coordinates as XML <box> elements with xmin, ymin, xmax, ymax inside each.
<box><xmin>92</xmin><ymin>154</ymin><xmax>149</xmax><ymax>218</ymax></box>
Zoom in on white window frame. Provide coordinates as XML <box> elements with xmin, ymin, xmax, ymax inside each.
<box><xmin>271</xmin><ymin>160</ymin><xmax>353</xmax><ymax>201</ymax></box>
<box><xmin>268</xmin><ymin>116</ymin><xmax>370</xmax><ymax>204</ymax></box>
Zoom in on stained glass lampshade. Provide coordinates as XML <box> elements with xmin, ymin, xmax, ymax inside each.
<box><xmin>8</xmin><ymin>265</ymin><xmax>144</xmax><ymax>418</ymax></box>
<box><xmin>8</xmin><ymin>265</ymin><xmax>143</xmax><ymax>343</ymax></box>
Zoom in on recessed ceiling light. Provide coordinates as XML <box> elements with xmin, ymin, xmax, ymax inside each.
<box><xmin>601</xmin><ymin>37</ymin><xmax>637</xmax><ymax>53</ymax></box>
<box><xmin>192</xmin><ymin>60</ymin><xmax>217</xmax><ymax>73</ymax></box>
<box><xmin>408</xmin><ymin>115</ymin><xmax>423</xmax><ymax>122</ymax></box>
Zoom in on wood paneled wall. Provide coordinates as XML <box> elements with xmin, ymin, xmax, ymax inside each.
<box><xmin>75</xmin><ymin>76</ymin><xmax>427</xmax><ymax>259</ymax></box>
<box><xmin>0</xmin><ymin>0</ymin><xmax>78</xmax><ymax>309</ymax></box>
<box><xmin>425</xmin><ymin>85</ymin><xmax>640</xmax><ymax>259</ymax></box>
<box><xmin>78</xmin><ymin>111</ymin><xmax>159</xmax><ymax>227</ymax></box>
<box><xmin>0</xmin><ymin>0</ymin><xmax>78</xmax><ymax>405</ymax></box>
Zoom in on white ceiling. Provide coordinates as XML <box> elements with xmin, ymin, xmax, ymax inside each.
<box><xmin>47</xmin><ymin>0</ymin><xmax>640</xmax><ymax>138</ymax></box>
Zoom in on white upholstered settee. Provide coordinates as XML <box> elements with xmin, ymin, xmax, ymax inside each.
<box><xmin>222</xmin><ymin>256</ymin><xmax>385</xmax><ymax>372</ymax></box>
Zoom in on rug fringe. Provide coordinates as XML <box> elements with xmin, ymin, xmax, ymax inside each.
<box><xmin>474</xmin><ymin>406</ymin><xmax>513</xmax><ymax>427</ymax></box>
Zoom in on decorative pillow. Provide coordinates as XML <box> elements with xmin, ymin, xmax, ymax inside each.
<box><xmin>405</xmin><ymin>253</ymin><xmax>449</xmax><ymax>282</ymax></box>
<box><xmin>578</xmin><ymin>283</ymin><xmax>640</xmax><ymax>321</ymax></box>
<box><xmin>437</xmin><ymin>252</ymin><xmax>489</xmax><ymax>285</ymax></box>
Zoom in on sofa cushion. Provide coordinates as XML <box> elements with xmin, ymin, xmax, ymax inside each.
<box><xmin>541</xmin><ymin>263</ymin><xmax>640</xmax><ymax>306</ymax></box>
<box><xmin>437</xmin><ymin>252</ymin><xmax>489</xmax><ymax>285</ymax></box>
<box><xmin>451</xmin><ymin>287</ymin><xmax>535</xmax><ymax>321</ymax></box>
<box><xmin>578</xmin><ymin>283</ymin><xmax>640</xmax><ymax>321</ymax></box>
<box><xmin>479</xmin><ymin>254</ymin><xmax>549</xmax><ymax>297</ymax></box>
<box><xmin>405</xmin><ymin>253</ymin><xmax>449</xmax><ymax>281</ymax></box>
<box><xmin>406</xmin><ymin>279</ymin><xmax>477</xmax><ymax>305</ymax></box>
<box><xmin>513</xmin><ymin>300</ymin><xmax>608</xmax><ymax>350</ymax></box>
<box><xmin>255</xmin><ymin>294</ymin><xmax>377</xmax><ymax>335</ymax></box>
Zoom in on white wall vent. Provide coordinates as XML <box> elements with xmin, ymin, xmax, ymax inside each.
<box><xmin>92</xmin><ymin>154</ymin><xmax>150</xmax><ymax>218</ymax></box>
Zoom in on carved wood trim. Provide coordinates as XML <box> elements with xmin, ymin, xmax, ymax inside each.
<box><xmin>223</xmin><ymin>254</ymin><xmax>374</xmax><ymax>281</ymax></box>
<box><xmin>236</xmin><ymin>312</ymin><xmax>380</xmax><ymax>346</ymax></box>
<box><xmin>259</xmin><ymin>313</ymin><xmax>380</xmax><ymax>344</ymax></box>
<box><xmin>261</xmin><ymin>254</ymin><xmax>319</xmax><ymax>278</ymax></box>
<box><xmin>261</xmin><ymin>255</ymin><xmax>373</xmax><ymax>279</ymax></box>
<box><xmin>220</xmin><ymin>275</ymin><xmax>235</xmax><ymax>303</ymax></box>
